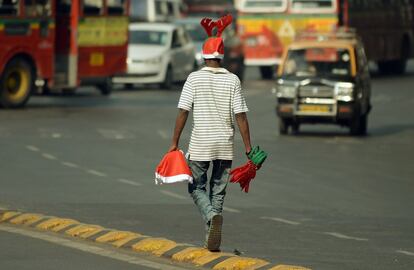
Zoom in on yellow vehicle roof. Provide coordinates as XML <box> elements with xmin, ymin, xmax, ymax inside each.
<box><xmin>288</xmin><ymin>39</ymin><xmax>358</xmax><ymax>51</ymax></box>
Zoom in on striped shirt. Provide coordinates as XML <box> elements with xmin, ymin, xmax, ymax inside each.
<box><xmin>177</xmin><ymin>67</ymin><xmax>248</xmax><ymax>161</ymax></box>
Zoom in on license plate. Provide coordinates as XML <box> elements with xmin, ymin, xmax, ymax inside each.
<box><xmin>298</xmin><ymin>105</ymin><xmax>330</xmax><ymax>112</ymax></box>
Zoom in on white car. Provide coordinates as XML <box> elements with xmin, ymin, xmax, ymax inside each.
<box><xmin>113</xmin><ymin>23</ymin><xmax>196</xmax><ymax>89</ymax></box>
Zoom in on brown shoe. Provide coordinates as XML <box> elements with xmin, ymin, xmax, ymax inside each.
<box><xmin>206</xmin><ymin>214</ymin><xmax>223</xmax><ymax>251</ymax></box>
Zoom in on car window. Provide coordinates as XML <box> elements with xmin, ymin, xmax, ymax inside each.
<box><xmin>171</xmin><ymin>29</ymin><xmax>182</xmax><ymax>48</ymax></box>
<box><xmin>283</xmin><ymin>47</ymin><xmax>351</xmax><ymax>77</ymax></box>
<box><xmin>129</xmin><ymin>30</ymin><xmax>168</xmax><ymax>46</ymax></box>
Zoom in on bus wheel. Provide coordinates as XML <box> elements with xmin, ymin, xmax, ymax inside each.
<box><xmin>278</xmin><ymin>117</ymin><xmax>289</xmax><ymax>135</ymax></box>
<box><xmin>260</xmin><ymin>66</ymin><xmax>275</xmax><ymax>80</ymax></box>
<box><xmin>98</xmin><ymin>78</ymin><xmax>113</xmax><ymax>96</ymax></box>
<box><xmin>0</xmin><ymin>58</ymin><xmax>34</xmax><ymax>108</ymax></box>
<box><xmin>161</xmin><ymin>66</ymin><xmax>173</xmax><ymax>90</ymax></box>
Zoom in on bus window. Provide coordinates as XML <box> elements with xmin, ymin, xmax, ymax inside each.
<box><xmin>129</xmin><ymin>0</ymin><xmax>147</xmax><ymax>20</ymax></box>
<box><xmin>107</xmin><ymin>0</ymin><xmax>126</xmax><ymax>15</ymax></box>
<box><xmin>83</xmin><ymin>0</ymin><xmax>103</xmax><ymax>15</ymax></box>
<box><xmin>25</xmin><ymin>0</ymin><xmax>52</xmax><ymax>17</ymax></box>
<box><xmin>289</xmin><ymin>0</ymin><xmax>337</xmax><ymax>13</ymax></box>
<box><xmin>240</xmin><ymin>0</ymin><xmax>287</xmax><ymax>13</ymax></box>
<box><xmin>0</xmin><ymin>0</ymin><xmax>19</xmax><ymax>15</ymax></box>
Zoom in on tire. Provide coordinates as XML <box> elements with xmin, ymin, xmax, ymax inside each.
<box><xmin>0</xmin><ymin>58</ymin><xmax>34</xmax><ymax>108</ymax></box>
<box><xmin>350</xmin><ymin>114</ymin><xmax>367</xmax><ymax>136</ymax></box>
<box><xmin>98</xmin><ymin>78</ymin><xmax>113</xmax><ymax>96</ymax></box>
<box><xmin>62</xmin><ymin>88</ymin><xmax>76</xmax><ymax>95</ymax></box>
<box><xmin>260</xmin><ymin>66</ymin><xmax>275</xmax><ymax>79</ymax></box>
<box><xmin>161</xmin><ymin>66</ymin><xmax>173</xmax><ymax>90</ymax></box>
<box><xmin>291</xmin><ymin>122</ymin><xmax>300</xmax><ymax>135</ymax></box>
<box><xmin>124</xmin><ymin>83</ymin><xmax>134</xmax><ymax>90</ymax></box>
<box><xmin>378</xmin><ymin>60</ymin><xmax>407</xmax><ymax>75</ymax></box>
<box><xmin>278</xmin><ymin>117</ymin><xmax>289</xmax><ymax>135</ymax></box>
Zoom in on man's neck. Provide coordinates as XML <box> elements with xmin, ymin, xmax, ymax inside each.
<box><xmin>205</xmin><ymin>60</ymin><xmax>221</xmax><ymax>68</ymax></box>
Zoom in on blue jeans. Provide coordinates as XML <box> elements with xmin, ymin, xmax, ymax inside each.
<box><xmin>188</xmin><ymin>160</ymin><xmax>232</xmax><ymax>229</ymax></box>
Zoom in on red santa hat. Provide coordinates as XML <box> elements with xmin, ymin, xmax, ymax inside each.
<box><xmin>155</xmin><ymin>150</ymin><xmax>193</xmax><ymax>185</ymax></box>
<box><xmin>200</xmin><ymin>14</ymin><xmax>233</xmax><ymax>60</ymax></box>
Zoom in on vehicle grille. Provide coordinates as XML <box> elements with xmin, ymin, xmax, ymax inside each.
<box><xmin>299</xmin><ymin>85</ymin><xmax>334</xmax><ymax>98</ymax></box>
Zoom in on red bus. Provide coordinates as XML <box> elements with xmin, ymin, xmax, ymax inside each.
<box><xmin>0</xmin><ymin>0</ymin><xmax>130</xmax><ymax>108</ymax></box>
<box><xmin>237</xmin><ymin>0</ymin><xmax>414</xmax><ymax>78</ymax></box>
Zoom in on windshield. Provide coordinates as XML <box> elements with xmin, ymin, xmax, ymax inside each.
<box><xmin>240</xmin><ymin>0</ymin><xmax>287</xmax><ymax>12</ymax></box>
<box><xmin>289</xmin><ymin>0</ymin><xmax>336</xmax><ymax>13</ymax></box>
<box><xmin>182</xmin><ymin>24</ymin><xmax>205</xmax><ymax>42</ymax></box>
<box><xmin>129</xmin><ymin>30</ymin><xmax>169</xmax><ymax>46</ymax></box>
<box><xmin>283</xmin><ymin>47</ymin><xmax>351</xmax><ymax>78</ymax></box>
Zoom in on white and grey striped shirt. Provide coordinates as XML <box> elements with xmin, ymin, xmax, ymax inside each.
<box><xmin>178</xmin><ymin>67</ymin><xmax>248</xmax><ymax>161</ymax></box>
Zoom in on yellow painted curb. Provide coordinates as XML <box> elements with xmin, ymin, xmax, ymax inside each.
<box><xmin>268</xmin><ymin>265</ymin><xmax>312</xmax><ymax>270</ymax></box>
<box><xmin>112</xmin><ymin>235</ymin><xmax>143</xmax><ymax>248</ymax></box>
<box><xmin>96</xmin><ymin>231</ymin><xmax>141</xmax><ymax>244</ymax></box>
<box><xmin>212</xmin><ymin>257</ymin><xmax>269</xmax><ymax>270</ymax></box>
<box><xmin>9</xmin><ymin>213</ymin><xmax>43</xmax><ymax>226</ymax></box>
<box><xmin>172</xmin><ymin>247</ymin><xmax>212</xmax><ymax>263</ymax></box>
<box><xmin>0</xmin><ymin>211</ymin><xmax>21</xmax><ymax>222</ymax></box>
<box><xmin>132</xmin><ymin>237</ymin><xmax>177</xmax><ymax>256</ymax></box>
<box><xmin>36</xmin><ymin>218</ymin><xmax>80</xmax><ymax>232</ymax></box>
<box><xmin>65</xmin><ymin>224</ymin><xmax>104</xmax><ymax>238</ymax></box>
<box><xmin>194</xmin><ymin>252</ymin><xmax>236</xmax><ymax>266</ymax></box>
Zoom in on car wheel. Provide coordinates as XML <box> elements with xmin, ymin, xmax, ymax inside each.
<box><xmin>161</xmin><ymin>66</ymin><xmax>173</xmax><ymax>90</ymax></box>
<box><xmin>98</xmin><ymin>78</ymin><xmax>113</xmax><ymax>96</ymax></box>
<box><xmin>350</xmin><ymin>113</ymin><xmax>367</xmax><ymax>136</ymax></box>
<box><xmin>0</xmin><ymin>58</ymin><xmax>34</xmax><ymax>108</ymax></box>
<box><xmin>279</xmin><ymin>117</ymin><xmax>289</xmax><ymax>135</ymax></box>
<box><xmin>291</xmin><ymin>122</ymin><xmax>300</xmax><ymax>135</ymax></box>
<box><xmin>260</xmin><ymin>66</ymin><xmax>275</xmax><ymax>80</ymax></box>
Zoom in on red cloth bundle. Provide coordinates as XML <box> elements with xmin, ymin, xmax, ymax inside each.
<box><xmin>229</xmin><ymin>161</ymin><xmax>258</xmax><ymax>193</ymax></box>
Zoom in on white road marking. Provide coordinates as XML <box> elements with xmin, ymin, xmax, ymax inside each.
<box><xmin>98</xmin><ymin>129</ymin><xmax>131</xmax><ymax>140</ymax></box>
<box><xmin>86</xmin><ymin>170</ymin><xmax>107</xmax><ymax>177</ymax></box>
<box><xmin>61</xmin><ymin>162</ymin><xmax>79</xmax><ymax>168</ymax></box>
<box><xmin>261</xmin><ymin>216</ymin><xmax>301</xmax><ymax>226</ymax></box>
<box><xmin>26</xmin><ymin>145</ymin><xmax>40</xmax><ymax>152</ymax></box>
<box><xmin>0</xmin><ymin>225</ymin><xmax>188</xmax><ymax>270</ymax></box>
<box><xmin>42</xmin><ymin>153</ymin><xmax>57</xmax><ymax>160</ymax></box>
<box><xmin>51</xmin><ymin>133</ymin><xmax>62</xmax><ymax>139</ymax></box>
<box><xmin>324</xmin><ymin>232</ymin><xmax>368</xmax><ymax>241</ymax></box>
<box><xmin>160</xmin><ymin>190</ymin><xmax>187</xmax><ymax>200</ymax></box>
<box><xmin>223</xmin><ymin>206</ymin><xmax>241</xmax><ymax>213</ymax></box>
<box><xmin>157</xmin><ymin>130</ymin><xmax>168</xmax><ymax>140</ymax></box>
<box><xmin>396</xmin><ymin>250</ymin><xmax>414</xmax><ymax>256</ymax></box>
<box><xmin>118</xmin><ymin>179</ymin><xmax>142</xmax><ymax>187</ymax></box>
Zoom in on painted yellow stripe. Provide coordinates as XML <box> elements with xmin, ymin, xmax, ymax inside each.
<box><xmin>9</xmin><ymin>213</ymin><xmax>43</xmax><ymax>226</ymax></box>
<box><xmin>95</xmin><ymin>231</ymin><xmax>141</xmax><ymax>244</ymax></box>
<box><xmin>132</xmin><ymin>237</ymin><xmax>177</xmax><ymax>256</ymax></box>
<box><xmin>65</xmin><ymin>224</ymin><xmax>104</xmax><ymax>238</ymax></box>
<box><xmin>171</xmin><ymin>247</ymin><xmax>211</xmax><ymax>263</ymax></box>
<box><xmin>36</xmin><ymin>218</ymin><xmax>80</xmax><ymax>232</ymax></box>
<box><xmin>269</xmin><ymin>265</ymin><xmax>312</xmax><ymax>270</ymax></box>
<box><xmin>193</xmin><ymin>252</ymin><xmax>235</xmax><ymax>266</ymax></box>
<box><xmin>0</xmin><ymin>211</ymin><xmax>21</xmax><ymax>222</ymax></box>
<box><xmin>212</xmin><ymin>257</ymin><xmax>269</xmax><ymax>270</ymax></box>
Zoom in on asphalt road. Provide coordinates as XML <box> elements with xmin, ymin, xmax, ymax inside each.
<box><xmin>0</xmin><ymin>63</ymin><xmax>413</xmax><ymax>270</ymax></box>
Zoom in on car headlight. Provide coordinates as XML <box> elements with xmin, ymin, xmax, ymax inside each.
<box><xmin>276</xmin><ymin>85</ymin><xmax>296</xmax><ymax>98</ymax></box>
<box><xmin>335</xmin><ymin>82</ymin><xmax>354</xmax><ymax>102</ymax></box>
<box><xmin>143</xmin><ymin>56</ymin><xmax>162</xmax><ymax>64</ymax></box>
<box><xmin>126</xmin><ymin>58</ymin><xmax>132</xmax><ymax>64</ymax></box>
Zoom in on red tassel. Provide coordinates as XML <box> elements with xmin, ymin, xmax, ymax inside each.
<box><xmin>230</xmin><ymin>161</ymin><xmax>257</xmax><ymax>193</ymax></box>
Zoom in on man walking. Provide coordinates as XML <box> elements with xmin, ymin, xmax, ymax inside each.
<box><xmin>168</xmin><ymin>15</ymin><xmax>252</xmax><ymax>251</ymax></box>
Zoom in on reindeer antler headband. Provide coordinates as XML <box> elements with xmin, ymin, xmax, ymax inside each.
<box><xmin>200</xmin><ymin>14</ymin><xmax>233</xmax><ymax>37</ymax></box>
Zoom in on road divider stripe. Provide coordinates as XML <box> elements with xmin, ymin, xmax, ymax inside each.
<box><xmin>223</xmin><ymin>206</ymin><xmax>241</xmax><ymax>213</ymax></box>
<box><xmin>323</xmin><ymin>232</ymin><xmax>368</xmax><ymax>241</ymax></box>
<box><xmin>26</xmin><ymin>145</ymin><xmax>40</xmax><ymax>152</ymax></box>
<box><xmin>396</xmin><ymin>250</ymin><xmax>414</xmax><ymax>256</ymax></box>
<box><xmin>0</xmin><ymin>209</ymin><xmax>311</xmax><ymax>270</ymax></box>
<box><xmin>42</xmin><ymin>153</ymin><xmax>57</xmax><ymax>160</ymax></box>
<box><xmin>160</xmin><ymin>190</ymin><xmax>187</xmax><ymax>200</ymax></box>
<box><xmin>261</xmin><ymin>216</ymin><xmax>301</xmax><ymax>226</ymax></box>
<box><xmin>86</xmin><ymin>170</ymin><xmax>107</xmax><ymax>177</ymax></box>
<box><xmin>118</xmin><ymin>179</ymin><xmax>142</xmax><ymax>186</ymax></box>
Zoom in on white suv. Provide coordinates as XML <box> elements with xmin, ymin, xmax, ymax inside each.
<box><xmin>113</xmin><ymin>23</ymin><xmax>196</xmax><ymax>89</ymax></box>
